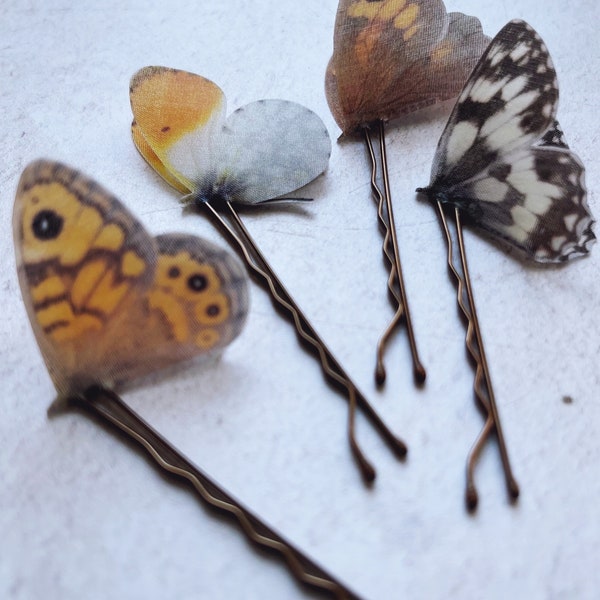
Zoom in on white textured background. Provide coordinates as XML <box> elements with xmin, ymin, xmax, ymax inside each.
<box><xmin>1</xmin><ymin>1</ymin><xmax>599</xmax><ymax>599</ymax></box>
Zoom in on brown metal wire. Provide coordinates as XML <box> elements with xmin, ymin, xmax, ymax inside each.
<box><xmin>73</xmin><ymin>386</ymin><xmax>363</xmax><ymax>599</ymax></box>
<box><xmin>435</xmin><ymin>203</ymin><xmax>519</xmax><ymax>511</ymax></box>
<box><xmin>199</xmin><ymin>200</ymin><xmax>407</xmax><ymax>484</ymax></box>
<box><xmin>363</xmin><ymin>120</ymin><xmax>425</xmax><ymax>388</ymax></box>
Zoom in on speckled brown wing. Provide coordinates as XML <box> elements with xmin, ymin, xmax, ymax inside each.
<box><xmin>326</xmin><ymin>0</ymin><xmax>490</xmax><ymax>134</ymax></box>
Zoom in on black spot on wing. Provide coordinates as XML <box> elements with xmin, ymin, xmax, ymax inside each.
<box><xmin>538</xmin><ymin>120</ymin><xmax>569</xmax><ymax>149</ymax></box>
<box><xmin>436</xmin><ymin>140</ymin><xmax>499</xmax><ymax>189</ymax></box>
<box><xmin>489</xmin><ymin>163</ymin><xmax>512</xmax><ymax>181</ymax></box>
<box><xmin>32</xmin><ymin>209</ymin><xmax>64</xmax><ymax>240</ymax></box>
<box><xmin>187</xmin><ymin>274</ymin><xmax>208</xmax><ymax>292</ymax></box>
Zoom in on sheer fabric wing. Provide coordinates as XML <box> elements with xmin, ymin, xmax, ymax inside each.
<box><xmin>130</xmin><ymin>66</ymin><xmax>226</xmax><ymax>192</ymax></box>
<box><xmin>140</xmin><ymin>233</ymin><xmax>249</xmax><ymax>367</ymax></box>
<box><xmin>131</xmin><ymin>120</ymin><xmax>191</xmax><ymax>194</ymax></box>
<box><xmin>209</xmin><ymin>100</ymin><xmax>332</xmax><ymax>204</ymax></box>
<box><xmin>424</xmin><ymin>20</ymin><xmax>595</xmax><ymax>262</ymax></box>
<box><xmin>14</xmin><ymin>160</ymin><xmax>250</xmax><ymax>399</ymax></box>
<box><xmin>407</xmin><ymin>13</ymin><xmax>492</xmax><ymax>113</ymax></box>
<box><xmin>430</xmin><ymin>20</ymin><xmax>559</xmax><ymax>186</ymax></box>
<box><xmin>326</xmin><ymin>0</ymin><xmax>489</xmax><ymax>133</ymax></box>
<box><xmin>14</xmin><ymin>160</ymin><xmax>158</xmax><ymax>396</ymax></box>
<box><xmin>446</xmin><ymin>144</ymin><xmax>592</xmax><ymax>261</ymax></box>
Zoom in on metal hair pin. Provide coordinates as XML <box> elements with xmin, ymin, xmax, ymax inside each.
<box><xmin>363</xmin><ymin>120</ymin><xmax>426</xmax><ymax>387</ymax></box>
<box><xmin>432</xmin><ymin>204</ymin><xmax>519</xmax><ymax>511</ymax></box>
<box><xmin>13</xmin><ymin>159</ymin><xmax>364</xmax><ymax>597</ymax></box>
<box><xmin>199</xmin><ymin>199</ymin><xmax>408</xmax><ymax>483</ymax></box>
<box><xmin>325</xmin><ymin>0</ymin><xmax>490</xmax><ymax>390</ymax></box>
<box><xmin>417</xmin><ymin>20</ymin><xmax>595</xmax><ymax>508</ymax></box>
<box><xmin>69</xmin><ymin>387</ymin><xmax>363</xmax><ymax>600</ymax></box>
<box><xmin>129</xmin><ymin>66</ymin><xmax>407</xmax><ymax>483</ymax></box>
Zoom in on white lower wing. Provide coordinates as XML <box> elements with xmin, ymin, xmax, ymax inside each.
<box><xmin>210</xmin><ymin>100</ymin><xmax>331</xmax><ymax>204</ymax></box>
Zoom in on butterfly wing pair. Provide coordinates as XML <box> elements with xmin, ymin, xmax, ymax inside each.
<box><xmin>326</xmin><ymin>0</ymin><xmax>490</xmax><ymax>133</ymax></box>
<box><xmin>419</xmin><ymin>20</ymin><xmax>595</xmax><ymax>262</ymax></box>
<box><xmin>130</xmin><ymin>66</ymin><xmax>331</xmax><ymax>205</ymax></box>
<box><xmin>14</xmin><ymin>160</ymin><xmax>249</xmax><ymax>400</ymax></box>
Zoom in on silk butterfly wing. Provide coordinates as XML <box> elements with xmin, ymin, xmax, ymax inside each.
<box><xmin>199</xmin><ymin>99</ymin><xmax>332</xmax><ymax>206</ymax></box>
<box><xmin>14</xmin><ymin>160</ymin><xmax>249</xmax><ymax>400</ymax></box>
<box><xmin>130</xmin><ymin>66</ymin><xmax>331</xmax><ymax>207</ymax></box>
<box><xmin>420</xmin><ymin>20</ymin><xmax>595</xmax><ymax>263</ymax></box>
<box><xmin>326</xmin><ymin>0</ymin><xmax>490</xmax><ymax>134</ymax></box>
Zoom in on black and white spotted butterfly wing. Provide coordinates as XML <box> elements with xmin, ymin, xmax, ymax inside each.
<box><xmin>422</xmin><ymin>20</ymin><xmax>595</xmax><ymax>262</ymax></box>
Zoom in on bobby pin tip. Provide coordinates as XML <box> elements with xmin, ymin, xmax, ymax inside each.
<box><xmin>361</xmin><ymin>464</ymin><xmax>377</xmax><ymax>485</ymax></box>
<box><xmin>508</xmin><ymin>479</ymin><xmax>520</xmax><ymax>501</ymax></box>
<box><xmin>414</xmin><ymin>364</ymin><xmax>427</xmax><ymax>385</ymax></box>
<box><xmin>46</xmin><ymin>395</ymin><xmax>72</xmax><ymax>417</ymax></box>
<box><xmin>375</xmin><ymin>364</ymin><xmax>387</xmax><ymax>387</ymax></box>
<box><xmin>393</xmin><ymin>440</ymin><xmax>408</xmax><ymax>460</ymax></box>
<box><xmin>466</xmin><ymin>486</ymin><xmax>479</xmax><ymax>513</ymax></box>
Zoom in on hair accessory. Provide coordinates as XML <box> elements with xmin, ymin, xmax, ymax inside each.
<box><xmin>326</xmin><ymin>0</ymin><xmax>489</xmax><ymax>386</ymax></box>
<box><xmin>14</xmin><ymin>159</ymin><xmax>360</xmax><ymax>598</ymax></box>
<box><xmin>129</xmin><ymin>67</ymin><xmax>407</xmax><ymax>482</ymax></box>
<box><xmin>417</xmin><ymin>20</ymin><xmax>595</xmax><ymax>509</ymax></box>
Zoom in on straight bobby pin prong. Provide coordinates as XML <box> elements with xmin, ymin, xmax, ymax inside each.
<box><xmin>363</xmin><ymin>120</ymin><xmax>426</xmax><ymax>388</ymax></box>
<box><xmin>435</xmin><ymin>203</ymin><xmax>520</xmax><ymax>511</ymax></box>
<box><xmin>72</xmin><ymin>386</ymin><xmax>364</xmax><ymax>600</ymax></box>
<box><xmin>200</xmin><ymin>200</ymin><xmax>408</xmax><ymax>484</ymax></box>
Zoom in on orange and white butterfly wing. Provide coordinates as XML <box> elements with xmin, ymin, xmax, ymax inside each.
<box><xmin>130</xmin><ymin>66</ymin><xmax>226</xmax><ymax>192</ymax></box>
<box><xmin>326</xmin><ymin>0</ymin><xmax>489</xmax><ymax>133</ymax></box>
<box><xmin>131</xmin><ymin>120</ymin><xmax>190</xmax><ymax>194</ymax></box>
<box><xmin>131</xmin><ymin>67</ymin><xmax>331</xmax><ymax>205</ymax></box>
<box><xmin>14</xmin><ymin>160</ymin><xmax>250</xmax><ymax>399</ymax></box>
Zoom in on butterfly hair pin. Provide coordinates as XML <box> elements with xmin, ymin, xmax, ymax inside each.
<box><xmin>417</xmin><ymin>20</ymin><xmax>595</xmax><ymax>509</ymax></box>
<box><xmin>129</xmin><ymin>66</ymin><xmax>407</xmax><ymax>484</ymax></box>
<box><xmin>14</xmin><ymin>159</ymin><xmax>361</xmax><ymax>599</ymax></box>
<box><xmin>326</xmin><ymin>0</ymin><xmax>490</xmax><ymax>387</ymax></box>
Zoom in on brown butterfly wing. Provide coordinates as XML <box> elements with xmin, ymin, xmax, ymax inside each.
<box><xmin>15</xmin><ymin>161</ymin><xmax>250</xmax><ymax>399</ymax></box>
<box><xmin>326</xmin><ymin>0</ymin><xmax>490</xmax><ymax>133</ymax></box>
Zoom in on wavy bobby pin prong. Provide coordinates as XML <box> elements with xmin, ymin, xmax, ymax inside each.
<box><xmin>129</xmin><ymin>66</ymin><xmax>407</xmax><ymax>483</ymax></box>
<box><xmin>14</xmin><ymin>160</ymin><xmax>361</xmax><ymax>598</ymax></box>
<box><xmin>73</xmin><ymin>387</ymin><xmax>363</xmax><ymax>600</ymax></box>
<box><xmin>418</xmin><ymin>20</ymin><xmax>595</xmax><ymax>509</ymax></box>
<box><xmin>325</xmin><ymin>0</ymin><xmax>490</xmax><ymax>387</ymax></box>
<box><xmin>363</xmin><ymin>120</ymin><xmax>425</xmax><ymax>386</ymax></box>
<box><xmin>434</xmin><ymin>204</ymin><xmax>519</xmax><ymax>510</ymax></box>
<box><xmin>200</xmin><ymin>199</ymin><xmax>408</xmax><ymax>483</ymax></box>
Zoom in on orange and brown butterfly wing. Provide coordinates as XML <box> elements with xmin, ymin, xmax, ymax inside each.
<box><xmin>13</xmin><ymin>160</ymin><xmax>157</xmax><ymax>397</ymax></box>
<box><xmin>326</xmin><ymin>0</ymin><xmax>490</xmax><ymax>133</ymax></box>
<box><xmin>138</xmin><ymin>233</ymin><xmax>249</xmax><ymax>373</ymax></box>
<box><xmin>392</xmin><ymin>12</ymin><xmax>491</xmax><ymax>113</ymax></box>
<box><xmin>15</xmin><ymin>161</ymin><xmax>250</xmax><ymax>399</ymax></box>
